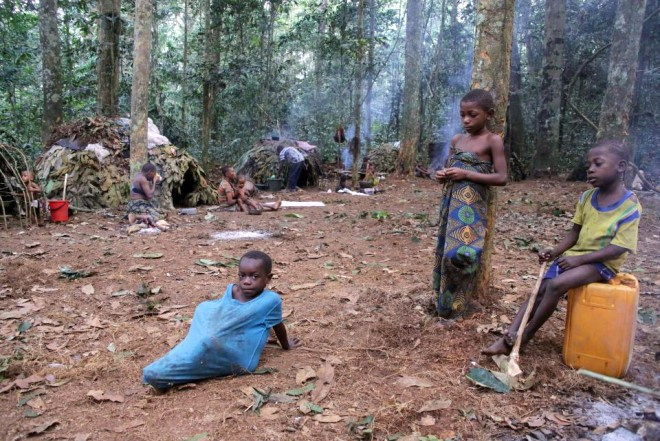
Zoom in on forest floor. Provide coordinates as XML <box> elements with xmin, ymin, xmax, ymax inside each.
<box><xmin>0</xmin><ymin>178</ymin><xmax>658</xmax><ymax>441</ymax></box>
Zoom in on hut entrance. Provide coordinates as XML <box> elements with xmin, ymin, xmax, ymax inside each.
<box><xmin>171</xmin><ymin>167</ymin><xmax>196</xmax><ymax>207</ymax></box>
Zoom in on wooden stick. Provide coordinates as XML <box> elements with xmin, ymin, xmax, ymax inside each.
<box><xmin>508</xmin><ymin>261</ymin><xmax>548</xmax><ymax>376</ymax></box>
<box><xmin>577</xmin><ymin>369</ymin><xmax>660</xmax><ymax>398</ymax></box>
<box><xmin>62</xmin><ymin>173</ymin><xmax>68</xmax><ymax>201</ymax></box>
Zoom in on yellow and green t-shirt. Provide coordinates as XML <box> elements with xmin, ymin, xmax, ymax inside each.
<box><xmin>564</xmin><ymin>188</ymin><xmax>641</xmax><ymax>272</ymax></box>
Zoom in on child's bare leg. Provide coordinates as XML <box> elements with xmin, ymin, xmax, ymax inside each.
<box><xmin>237</xmin><ymin>200</ymin><xmax>248</xmax><ymax>212</ymax></box>
<box><xmin>520</xmin><ymin>265</ymin><xmax>602</xmax><ymax>343</ymax></box>
<box><xmin>261</xmin><ymin>197</ymin><xmax>281</xmax><ymax>211</ymax></box>
<box><xmin>247</xmin><ymin>199</ymin><xmax>262</xmax><ymax>212</ymax></box>
<box><xmin>483</xmin><ymin>265</ymin><xmax>603</xmax><ymax>355</ymax></box>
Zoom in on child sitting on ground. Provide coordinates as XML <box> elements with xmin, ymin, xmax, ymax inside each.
<box><xmin>143</xmin><ymin>250</ymin><xmax>299</xmax><ymax>390</ymax></box>
<box><xmin>236</xmin><ymin>175</ymin><xmax>281</xmax><ymax>213</ymax></box>
<box><xmin>483</xmin><ymin>140</ymin><xmax>641</xmax><ymax>356</ymax></box>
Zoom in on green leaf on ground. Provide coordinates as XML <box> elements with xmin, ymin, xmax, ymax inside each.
<box><xmin>371</xmin><ymin>210</ymin><xmax>390</xmax><ymax>221</ymax></box>
<box><xmin>466</xmin><ymin>367</ymin><xmax>511</xmax><ymax>393</ymax></box>
<box><xmin>18</xmin><ymin>321</ymin><xmax>32</xmax><ymax>334</ymax></box>
<box><xmin>286</xmin><ymin>382</ymin><xmax>316</xmax><ymax>396</ymax></box>
<box><xmin>285</xmin><ymin>213</ymin><xmax>304</xmax><ymax>219</ymax></box>
<box><xmin>58</xmin><ymin>266</ymin><xmax>96</xmax><ymax>280</ymax></box>
<box><xmin>638</xmin><ymin>308</ymin><xmax>657</xmax><ymax>324</ymax></box>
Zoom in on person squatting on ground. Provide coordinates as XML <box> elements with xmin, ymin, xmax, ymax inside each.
<box><xmin>217</xmin><ymin>166</ymin><xmax>241</xmax><ymax>211</ymax></box>
<box><xmin>483</xmin><ymin>140</ymin><xmax>641</xmax><ymax>356</ymax></box>
<box><xmin>236</xmin><ymin>175</ymin><xmax>281</xmax><ymax>213</ymax></box>
<box><xmin>277</xmin><ymin>145</ymin><xmax>305</xmax><ymax>192</ymax></box>
<box><xmin>128</xmin><ymin>162</ymin><xmax>163</xmax><ymax>227</ymax></box>
<box><xmin>142</xmin><ymin>251</ymin><xmax>300</xmax><ymax>391</ymax></box>
<box><xmin>433</xmin><ymin>89</ymin><xmax>507</xmax><ymax>319</ymax></box>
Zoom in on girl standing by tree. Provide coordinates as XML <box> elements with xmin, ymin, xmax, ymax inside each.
<box><xmin>433</xmin><ymin>89</ymin><xmax>507</xmax><ymax>319</ymax></box>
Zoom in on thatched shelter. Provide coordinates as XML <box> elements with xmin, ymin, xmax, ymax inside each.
<box><xmin>0</xmin><ymin>142</ymin><xmax>38</xmax><ymax>227</ymax></box>
<box><xmin>35</xmin><ymin>117</ymin><xmax>217</xmax><ymax>210</ymax></box>
<box><xmin>234</xmin><ymin>139</ymin><xmax>323</xmax><ymax>187</ymax></box>
<box><xmin>365</xmin><ymin>143</ymin><xmax>399</xmax><ymax>173</ymax></box>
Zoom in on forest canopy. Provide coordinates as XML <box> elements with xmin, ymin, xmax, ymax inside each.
<box><xmin>0</xmin><ymin>0</ymin><xmax>657</xmax><ymax>180</ymax></box>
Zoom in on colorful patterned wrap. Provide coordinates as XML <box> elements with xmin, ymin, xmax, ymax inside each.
<box><xmin>432</xmin><ymin>147</ymin><xmax>493</xmax><ymax>318</ymax></box>
<box><xmin>127</xmin><ymin>199</ymin><xmax>162</xmax><ymax>222</ymax></box>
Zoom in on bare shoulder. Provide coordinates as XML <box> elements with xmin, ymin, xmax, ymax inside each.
<box><xmin>450</xmin><ymin>134</ymin><xmax>464</xmax><ymax>146</ymax></box>
<box><xmin>487</xmin><ymin>132</ymin><xmax>504</xmax><ymax>148</ymax></box>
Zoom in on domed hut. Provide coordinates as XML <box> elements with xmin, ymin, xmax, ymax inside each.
<box><xmin>234</xmin><ymin>139</ymin><xmax>323</xmax><ymax>188</ymax></box>
<box><xmin>35</xmin><ymin>117</ymin><xmax>217</xmax><ymax>210</ymax></box>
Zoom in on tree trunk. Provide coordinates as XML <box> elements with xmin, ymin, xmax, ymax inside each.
<box><xmin>39</xmin><ymin>0</ymin><xmax>64</xmax><ymax>145</ymax></box>
<box><xmin>396</xmin><ymin>0</ymin><xmax>423</xmax><ymax>174</ymax></box>
<box><xmin>470</xmin><ymin>0</ymin><xmax>515</xmax><ymax>297</ymax></box>
<box><xmin>97</xmin><ymin>0</ymin><xmax>121</xmax><ymax>116</ymax></box>
<box><xmin>181</xmin><ymin>0</ymin><xmax>189</xmax><ymax>130</ymax></box>
<box><xmin>423</xmin><ymin>0</ymin><xmax>448</xmax><ymax>148</ymax></box>
<box><xmin>201</xmin><ymin>0</ymin><xmax>221</xmax><ymax>168</ymax></box>
<box><xmin>532</xmin><ymin>0</ymin><xmax>566</xmax><ymax>175</ymax></box>
<box><xmin>351</xmin><ymin>0</ymin><xmax>366</xmax><ymax>186</ymax></box>
<box><xmin>314</xmin><ymin>0</ymin><xmax>328</xmax><ymax>146</ymax></box>
<box><xmin>596</xmin><ymin>0</ymin><xmax>648</xmax><ymax>142</ymax></box>
<box><xmin>507</xmin><ymin>35</ymin><xmax>525</xmax><ymax>164</ymax></box>
<box><xmin>130</xmin><ymin>0</ymin><xmax>153</xmax><ymax>179</ymax></box>
<box><xmin>365</xmin><ymin>0</ymin><xmax>375</xmax><ymax>152</ymax></box>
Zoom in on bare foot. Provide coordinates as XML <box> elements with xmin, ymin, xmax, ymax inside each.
<box><xmin>128</xmin><ymin>213</ymin><xmax>136</xmax><ymax>224</ymax></box>
<box><xmin>482</xmin><ymin>338</ymin><xmax>512</xmax><ymax>356</ymax></box>
<box><xmin>273</xmin><ymin>198</ymin><xmax>281</xmax><ymax>210</ymax></box>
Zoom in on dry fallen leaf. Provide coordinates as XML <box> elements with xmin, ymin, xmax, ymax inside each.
<box><xmin>313</xmin><ymin>414</ymin><xmax>342</xmax><ymax>423</ymax></box>
<box><xmin>418</xmin><ymin>399</ymin><xmax>452</xmax><ymax>413</ymax></box>
<box><xmin>296</xmin><ymin>366</ymin><xmax>317</xmax><ymax>385</ymax></box>
<box><xmin>74</xmin><ymin>434</ymin><xmax>91</xmax><ymax>441</ymax></box>
<box><xmin>420</xmin><ymin>415</ymin><xmax>436</xmax><ymax>426</ymax></box>
<box><xmin>15</xmin><ymin>374</ymin><xmax>44</xmax><ymax>389</ymax></box>
<box><xmin>105</xmin><ymin>419</ymin><xmax>145</xmax><ymax>433</ymax></box>
<box><xmin>290</xmin><ymin>282</ymin><xmax>323</xmax><ymax>291</ymax></box>
<box><xmin>81</xmin><ymin>284</ymin><xmax>95</xmax><ymax>295</ymax></box>
<box><xmin>395</xmin><ymin>375</ymin><xmax>433</xmax><ymax>388</ymax></box>
<box><xmin>260</xmin><ymin>406</ymin><xmax>279</xmax><ymax>420</ymax></box>
<box><xmin>87</xmin><ymin>390</ymin><xmax>124</xmax><ymax>403</ymax></box>
<box><xmin>85</xmin><ymin>317</ymin><xmax>105</xmax><ymax>328</ymax></box>
<box><xmin>27</xmin><ymin>419</ymin><xmax>59</xmax><ymax>436</ymax></box>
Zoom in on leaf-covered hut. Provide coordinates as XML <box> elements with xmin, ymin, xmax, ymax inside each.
<box><xmin>234</xmin><ymin>139</ymin><xmax>324</xmax><ymax>187</ymax></box>
<box><xmin>35</xmin><ymin>117</ymin><xmax>217</xmax><ymax>210</ymax></box>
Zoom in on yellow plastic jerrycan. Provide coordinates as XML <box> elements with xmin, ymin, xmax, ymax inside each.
<box><xmin>563</xmin><ymin>273</ymin><xmax>639</xmax><ymax>378</ymax></box>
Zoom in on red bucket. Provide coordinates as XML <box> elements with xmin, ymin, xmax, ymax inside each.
<box><xmin>48</xmin><ymin>200</ymin><xmax>69</xmax><ymax>222</ymax></box>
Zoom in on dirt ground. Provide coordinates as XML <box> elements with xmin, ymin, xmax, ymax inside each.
<box><xmin>0</xmin><ymin>178</ymin><xmax>658</xmax><ymax>441</ymax></box>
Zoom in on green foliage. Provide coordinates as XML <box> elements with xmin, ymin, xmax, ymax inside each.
<box><xmin>0</xmin><ymin>0</ymin><xmax>655</xmax><ymax>185</ymax></box>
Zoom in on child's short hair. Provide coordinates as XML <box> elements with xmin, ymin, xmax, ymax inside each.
<box><xmin>240</xmin><ymin>251</ymin><xmax>272</xmax><ymax>274</ymax></box>
<box><xmin>221</xmin><ymin>166</ymin><xmax>233</xmax><ymax>177</ymax></box>
<box><xmin>461</xmin><ymin>89</ymin><xmax>494</xmax><ymax>111</ymax></box>
<box><xmin>237</xmin><ymin>174</ymin><xmax>247</xmax><ymax>182</ymax></box>
<box><xmin>142</xmin><ymin>163</ymin><xmax>157</xmax><ymax>173</ymax></box>
<box><xmin>592</xmin><ymin>139</ymin><xmax>631</xmax><ymax>163</ymax></box>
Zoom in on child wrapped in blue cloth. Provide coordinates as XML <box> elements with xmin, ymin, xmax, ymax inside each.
<box><xmin>143</xmin><ymin>251</ymin><xmax>300</xmax><ymax>391</ymax></box>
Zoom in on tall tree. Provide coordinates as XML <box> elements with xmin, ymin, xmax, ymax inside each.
<box><xmin>470</xmin><ymin>0</ymin><xmax>515</xmax><ymax>294</ymax></box>
<box><xmin>181</xmin><ymin>0</ymin><xmax>189</xmax><ymax>129</ymax></box>
<box><xmin>351</xmin><ymin>0</ymin><xmax>366</xmax><ymax>185</ymax></box>
<box><xmin>596</xmin><ymin>0</ymin><xmax>648</xmax><ymax>142</ymax></box>
<box><xmin>130</xmin><ymin>0</ymin><xmax>153</xmax><ymax>178</ymax></box>
<box><xmin>97</xmin><ymin>0</ymin><xmax>121</xmax><ymax>116</ymax></box>
<box><xmin>38</xmin><ymin>0</ymin><xmax>63</xmax><ymax>144</ymax></box>
<box><xmin>532</xmin><ymin>0</ymin><xmax>566</xmax><ymax>175</ymax></box>
<box><xmin>314</xmin><ymin>0</ymin><xmax>328</xmax><ymax>145</ymax></box>
<box><xmin>200</xmin><ymin>0</ymin><xmax>221</xmax><ymax>168</ymax></box>
<box><xmin>396</xmin><ymin>0</ymin><xmax>422</xmax><ymax>174</ymax></box>
<box><xmin>364</xmin><ymin>0</ymin><xmax>376</xmax><ymax>152</ymax></box>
